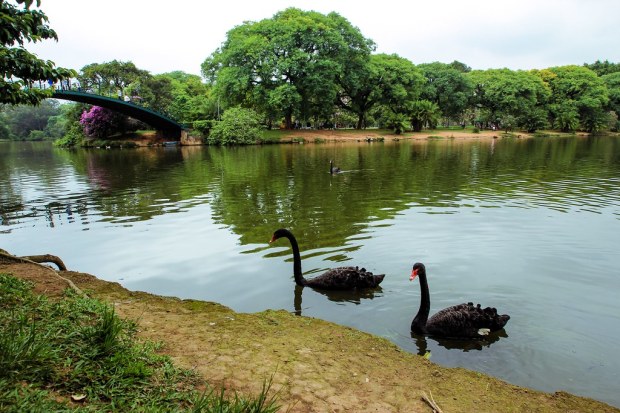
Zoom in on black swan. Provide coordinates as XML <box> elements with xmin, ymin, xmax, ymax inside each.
<box><xmin>329</xmin><ymin>160</ymin><xmax>341</xmax><ymax>174</ymax></box>
<box><xmin>409</xmin><ymin>262</ymin><xmax>510</xmax><ymax>338</ymax></box>
<box><xmin>270</xmin><ymin>228</ymin><xmax>385</xmax><ymax>290</ymax></box>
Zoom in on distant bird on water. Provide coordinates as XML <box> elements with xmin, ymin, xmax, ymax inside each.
<box><xmin>329</xmin><ymin>160</ymin><xmax>341</xmax><ymax>174</ymax></box>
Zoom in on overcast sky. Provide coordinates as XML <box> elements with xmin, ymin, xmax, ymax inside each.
<box><xmin>27</xmin><ymin>0</ymin><xmax>620</xmax><ymax>77</ymax></box>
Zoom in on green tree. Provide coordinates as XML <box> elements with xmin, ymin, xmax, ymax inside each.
<box><xmin>448</xmin><ymin>60</ymin><xmax>472</xmax><ymax>73</ymax></box>
<box><xmin>0</xmin><ymin>99</ymin><xmax>60</xmax><ymax>139</ymax></box>
<box><xmin>139</xmin><ymin>75</ymin><xmax>173</xmax><ymax>113</ymax></box>
<box><xmin>384</xmin><ymin>112</ymin><xmax>409</xmax><ymax>135</ymax></box>
<box><xmin>417</xmin><ymin>62</ymin><xmax>474</xmax><ymax>124</ymax></box>
<box><xmin>584</xmin><ymin>60</ymin><xmax>620</xmax><ymax>77</ymax></box>
<box><xmin>1</xmin><ymin>0</ymin><xmax>75</xmax><ymax>105</ymax></box>
<box><xmin>337</xmin><ymin>53</ymin><xmax>423</xmax><ymax>129</ymax></box>
<box><xmin>79</xmin><ymin>60</ymin><xmax>149</xmax><ymax>98</ymax></box>
<box><xmin>602</xmin><ymin>72</ymin><xmax>620</xmax><ymax>130</ymax></box>
<box><xmin>551</xmin><ymin>102</ymin><xmax>579</xmax><ymax>132</ymax></box>
<box><xmin>53</xmin><ymin>102</ymin><xmax>87</xmax><ymax>147</ymax></box>
<box><xmin>469</xmin><ymin>69</ymin><xmax>550</xmax><ymax>132</ymax></box>
<box><xmin>159</xmin><ymin>71</ymin><xmax>215</xmax><ymax>124</ymax></box>
<box><xmin>202</xmin><ymin>8</ymin><xmax>374</xmax><ymax>129</ymax></box>
<box><xmin>539</xmin><ymin>65</ymin><xmax>609</xmax><ymax>132</ymax></box>
<box><xmin>409</xmin><ymin>100</ymin><xmax>440</xmax><ymax>132</ymax></box>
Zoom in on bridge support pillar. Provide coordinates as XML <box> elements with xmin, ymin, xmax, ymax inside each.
<box><xmin>180</xmin><ymin>130</ymin><xmax>202</xmax><ymax>145</ymax></box>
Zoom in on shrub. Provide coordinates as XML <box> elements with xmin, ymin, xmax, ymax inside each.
<box><xmin>385</xmin><ymin>113</ymin><xmax>409</xmax><ymax>135</ymax></box>
<box><xmin>192</xmin><ymin>119</ymin><xmax>215</xmax><ymax>137</ymax></box>
<box><xmin>208</xmin><ymin>107</ymin><xmax>263</xmax><ymax>145</ymax></box>
<box><xmin>53</xmin><ymin>122</ymin><xmax>86</xmax><ymax>148</ymax></box>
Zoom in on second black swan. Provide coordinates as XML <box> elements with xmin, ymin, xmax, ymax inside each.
<box><xmin>270</xmin><ymin>228</ymin><xmax>385</xmax><ymax>290</ymax></box>
<box><xmin>409</xmin><ymin>262</ymin><xmax>510</xmax><ymax>338</ymax></box>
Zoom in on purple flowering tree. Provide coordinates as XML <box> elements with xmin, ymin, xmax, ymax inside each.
<box><xmin>80</xmin><ymin>106</ymin><xmax>118</xmax><ymax>139</ymax></box>
<box><xmin>80</xmin><ymin>106</ymin><xmax>144</xmax><ymax>140</ymax></box>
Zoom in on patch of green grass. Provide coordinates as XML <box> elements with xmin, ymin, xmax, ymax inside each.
<box><xmin>533</xmin><ymin>131</ymin><xmax>551</xmax><ymax>138</ymax></box>
<box><xmin>0</xmin><ymin>273</ymin><xmax>280</xmax><ymax>412</ymax></box>
<box><xmin>260</xmin><ymin>130</ymin><xmax>284</xmax><ymax>143</ymax></box>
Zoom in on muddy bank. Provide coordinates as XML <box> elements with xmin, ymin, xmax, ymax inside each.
<box><xmin>1</xmin><ymin>254</ymin><xmax>617</xmax><ymax>413</ymax></box>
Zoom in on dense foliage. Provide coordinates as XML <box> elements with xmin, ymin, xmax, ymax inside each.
<box><xmin>202</xmin><ymin>8</ymin><xmax>375</xmax><ymax>130</ymax></box>
<box><xmin>200</xmin><ymin>7</ymin><xmax>619</xmax><ymax>135</ymax></box>
<box><xmin>0</xmin><ymin>0</ymin><xmax>74</xmax><ymax>105</ymax></box>
<box><xmin>0</xmin><ymin>100</ymin><xmax>62</xmax><ymax>140</ymax></box>
<box><xmin>208</xmin><ymin>106</ymin><xmax>263</xmax><ymax>145</ymax></box>
<box><xmin>3</xmin><ymin>4</ymin><xmax>619</xmax><ymax>143</ymax></box>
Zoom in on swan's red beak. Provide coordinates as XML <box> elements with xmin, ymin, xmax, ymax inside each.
<box><xmin>269</xmin><ymin>235</ymin><xmax>277</xmax><ymax>243</ymax></box>
<box><xmin>410</xmin><ymin>268</ymin><xmax>419</xmax><ymax>281</ymax></box>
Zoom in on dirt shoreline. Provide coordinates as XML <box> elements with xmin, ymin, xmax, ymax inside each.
<box><xmin>278</xmin><ymin>128</ymin><xmax>533</xmax><ymax>143</ymax></box>
<box><xmin>1</xmin><ymin>254</ymin><xmax>618</xmax><ymax>413</ymax></box>
<box><xmin>136</xmin><ymin>128</ymin><xmax>598</xmax><ymax>147</ymax></box>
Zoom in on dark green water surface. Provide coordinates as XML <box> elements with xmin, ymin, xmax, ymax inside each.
<box><xmin>1</xmin><ymin>136</ymin><xmax>619</xmax><ymax>407</ymax></box>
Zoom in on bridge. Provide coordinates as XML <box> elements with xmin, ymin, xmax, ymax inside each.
<box><xmin>51</xmin><ymin>89</ymin><xmax>185</xmax><ymax>138</ymax></box>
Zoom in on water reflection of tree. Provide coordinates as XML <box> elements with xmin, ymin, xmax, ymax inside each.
<box><xmin>208</xmin><ymin>137</ymin><xmax>620</xmax><ymax>253</ymax></box>
<box><xmin>4</xmin><ymin>136</ymin><xmax>619</xmax><ymax>232</ymax></box>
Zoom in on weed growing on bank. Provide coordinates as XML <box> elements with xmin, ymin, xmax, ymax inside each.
<box><xmin>0</xmin><ymin>273</ymin><xmax>280</xmax><ymax>412</ymax></box>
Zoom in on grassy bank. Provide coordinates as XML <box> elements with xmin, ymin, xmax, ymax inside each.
<box><xmin>0</xmin><ymin>273</ymin><xmax>279</xmax><ymax>412</ymax></box>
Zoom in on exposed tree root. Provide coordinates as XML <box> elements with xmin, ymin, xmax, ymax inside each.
<box><xmin>0</xmin><ymin>249</ymin><xmax>85</xmax><ymax>297</ymax></box>
<box><xmin>18</xmin><ymin>254</ymin><xmax>67</xmax><ymax>270</ymax></box>
<box><xmin>422</xmin><ymin>390</ymin><xmax>443</xmax><ymax>413</ymax></box>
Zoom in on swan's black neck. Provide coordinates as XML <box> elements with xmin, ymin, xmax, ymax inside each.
<box><xmin>282</xmin><ymin>230</ymin><xmax>306</xmax><ymax>287</ymax></box>
<box><xmin>412</xmin><ymin>266</ymin><xmax>430</xmax><ymax>334</ymax></box>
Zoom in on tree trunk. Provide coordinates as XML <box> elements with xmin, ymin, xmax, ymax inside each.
<box><xmin>284</xmin><ymin>111</ymin><xmax>293</xmax><ymax>129</ymax></box>
<box><xmin>356</xmin><ymin>112</ymin><xmax>365</xmax><ymax>129</ymax></box>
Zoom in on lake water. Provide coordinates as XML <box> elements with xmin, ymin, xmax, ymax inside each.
<box><xmin>1</xmin><ymin>136</ymin><xmax>619</xmax><ymax>407</ymax></box>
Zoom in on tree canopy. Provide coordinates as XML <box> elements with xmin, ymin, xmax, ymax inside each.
<box><xmin>469</xmin><ymin>69</ymin><xmax>550</xmax><ymax>132</ymax></box>
<box><xmin>538</xmin><ymin>65</ymin><xmax>609</xmax><ymax>132</ymax></box>
<box><xmin>1</xmin><ymin>0</ymin><xmax>75</xmax><ymax>105</ymax></box>
<box><xmin>4</xmin><ymin>4</ymin><xmax>620</xmax><ymax>141</ymax></box>
<box><xmin>202</xmin><ymin>8</ymin><xmax>375</xmax><ymax>129</ymax></box>
<box><xmin>418</xmin><ymin>62</ymin><xmax>474</xmax><ymax>123</ymax></box>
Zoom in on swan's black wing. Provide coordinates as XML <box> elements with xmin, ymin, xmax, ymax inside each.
<box><xmin>426</xmin><ymin>302</ymin><xmax>510</xmax><ymax>338</ymax></box>
<box><xmin>304</xmin><ymin>266</ymin><xmax>385</xmax><ymax>290</ymax></box>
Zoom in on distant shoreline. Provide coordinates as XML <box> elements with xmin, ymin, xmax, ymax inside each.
<box><xmin>273</xmin><ymin>128</ymin><xmax>596</xmax><ymax>144</ymax></box>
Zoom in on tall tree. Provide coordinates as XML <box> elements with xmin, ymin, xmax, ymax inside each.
<box><xmin>417</xmin><ymin>62</ymin><xmax>474</xmax><ymax>124</ymax></box>
<box><xmin>155</xmin><ymin>71</ymin><xmax>215</xmax><ymax>124</ymax></box>
<box><xmin>584</xmin><ymin>60</ymin><xmax>620</xmax><ymax>77</ymax></box>
<box><xmin>409</xmin><ymin>99</ymin><xmax>440</xmax><ymax>132</ymax></box>
<box><xmin>1</xmin><ymin>0</ymin><xmax>75</xmax><ymax>105</ymax></box>
<box><xmin>78</xmin><ymin>60</ymin><xmax>150</xmax><ymax>98</ymax></box>
<box><xmin>468</xmin><ymin>69</ymin><xmax>550</xmax><ymax>132</ymax></box>
<box><xmin>337</xmin><ymin>53</ymin><xmax>424</xmax><ymax>129</ymax></box>
<box><xmin>601</xmin><ymin>72</ymin><xmax>620</xmax><ymax>130</ymax></box>
<box><xmin>0</xmin><ymin>99</ymin><xmax>60</xmax><ymax>139</ymax></box>
<box><xmin>202</xmin><ymin>8</ymin><xmax>374</xmax><ymax>129</ymax></box>
<box><xmin>537</xmin><ymin>65</ymin><xmax>609</xmax><ymax>132</ymax></box>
